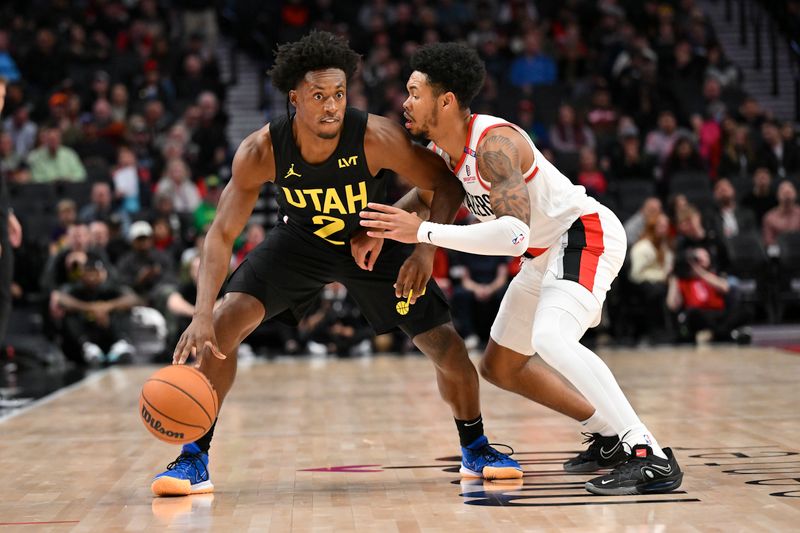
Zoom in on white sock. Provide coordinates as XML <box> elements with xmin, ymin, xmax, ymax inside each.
<box><xmin>581</xmin><ymin>410</ymin><xmax>615</xmax><ymax>437</ymax></box>
<box><xmin>621</xmin><ymin>423</ymin><xmax>666</xmax><ymax>459</ymax></box>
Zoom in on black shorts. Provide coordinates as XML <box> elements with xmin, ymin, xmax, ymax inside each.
<box><xmin>224</xmin><ymin>223</ymin><xmax>451</xmax><ymax>337</ymax></box>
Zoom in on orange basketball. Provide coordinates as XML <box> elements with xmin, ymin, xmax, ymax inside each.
<box><xmin>139</xmin><ymin>366</ymin><xmax>218</xmax><ymax>444</ymax></box>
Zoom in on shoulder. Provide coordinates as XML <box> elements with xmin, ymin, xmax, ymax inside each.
<box><xmin>476</xmin><ymin>125</ymin><xmax>528</xmax><ymax>155</ymax></box>
<box><xmin>232</xmin><ymin>123</ymin><xmax>275</xmax><ymax>180</ymax></box>
<box><xmin>365</xmin><ymin>113</ymin><xmax>408</xmax><ymax>147</ymax></box>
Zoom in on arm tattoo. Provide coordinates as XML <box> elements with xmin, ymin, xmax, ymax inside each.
<box><xmin>476</xmin><ymin>135</ymin><xmax>531</xmax><ymax>223</ymax></box>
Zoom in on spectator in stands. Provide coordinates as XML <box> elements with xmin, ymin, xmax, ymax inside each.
<box><xmin>79</xmin><ymin>181</ymin><xmax>131</xmax><ymax>233</ymax></box>
<box><xmin>41</xmin><ymin>222</ymin><xmax>114</xmax><ymax>321</ymax></box>
<box><xmin>718</xmin><ymin>124</ymin><xmax>757</xmax><ymax>181</ymax></box>
<box><xmin>115</xmin><ymin>220</ymin><xmax>174</xmax><ymax>305</ymax></box>
<box><xmin>74</xmin><ymin>116</ymin><xmax>118</xmax><ymax>168</ymax></box>
<box><xmin>54</xmin><ymin>253</ymin><xmax>138</xmax><ymax>365</ymax></box>
<box><xmin>109</xmin><ymin>83</ymin><xmax>130</xmax><ymax>123</ymax></box>
<box><xmin>549</xmin><ymin>103</ymin><xmax>595</xmax><ymax>155</ymax></box>
<box><xmin>691</xmin><ymin>112</ymin><xmax>722</xmax><ymax>176</ymax></box>
<box><xmin>710</xmin><ymin>178</ymin><xmax>756</xmax><ymax>239</ymax></box>
<box><xmin>112</xmin><ymin>146</ymin><xmax>143</xmax><ymax>214</ymax></box>
<box><xmin>450</xmin><ymin>252</ymin><xmax>509</xmax><ymax>349</ymax></box>
<box><xmin>674</xmin><ymin>204</ymin><xmax>728</xmax><ymax>275</ymax></box>
<box><xmin>154</xmin><ymin>158</ymin><xmax>200</xmax><ymax>214</ymax></box>
<box><xmin>0</xmin><ymin>30</ymin><xmax>20</xmax><ymax>82</ymax></box>
<box><xmin>624</xmin><ymin>196</ymin><xmax>663</xmax><ymax>246</ymax></box>
<box><xmin>0</xmin><ymin>131</ymin><xmax>22</xmax><ymax>180</ymax></box>
<box><xmin>662</xmin><ymin>135</ymin><xmax>705</xmax><ymax>182</ymax></box>
<box><xmin>126</xmin><ymin>115</ymin><xmax>157</xmax><ymax>173</ymax></box>
<box><xmin>667</xmin><ymin>247</ymin><xmax>750</xmax><ymax>344</ymax></box>
<box><xmin>193</xmin><ymin>174</ymin><xmax>222</xmax><ymax>233</ymax></box>
<box><xmin>2</xmin><ymin>105</ymin><xmax>37</xmax><ymax>158</ymax></box>
<box><xmin>27</xmin><ymin>126</ymin><xmax>87</xmax><ymax>183</ymax></box>
<box><xmin>741</xmin><ymin>167</ymin><xmax>778</xmax><ymax>228</ymax></box>
<box><xmin>757</xmin><ymin>120</ymin><xmax>800</xmax><ymax>179</ymax></box>
<box><xmin>136</xmin><ymin>61</ymin><xmax>176</xmax><ymax>113</ymax></box>
<box><xmin>233</xmin><ymin>223</ymin><xmax>265</xmax><ymax>269</ymax></box>
<box><xmin>704</xmin><ymin>43</ymin><xmax>740</xmax><ymax>89</ymax></box>
<box><xmin>762</xmin><ymin>181</ymin><xmax>800</xmax><ymax>247</ymax></box>
<box><xmin>510</xmin><ymin>29</ymin><xmax>557</xmax><ymax>90</ymax></box>
<box><xmin>609</xmin><ymin>124</ymin><xmax>656</xmax><ymax>180</ymax></box>
<box><xmin>88</xmin><ymin>220</ymin><xmax>110</xmax><ymax>256</ymax></box>
<box><xmin>298</xmin><ymin>282</ymin><xmax>373</xmax><ymax>358</ymax></box>
<box><xmin>645</xmin><ymin>110</ymin><xmax>686</xmax><ymax>164</ymax></box>
<box><xmin>192</xmin><ymin>91</ymin><xmax>228</xmax><ymax>176</ymax></box>
<box><xmin>629</xmin><ymin>213</ymin><xmax>673</xmax><ymax>339</ymax></box>
<box><xmin>577</xmin><ymin>146</ymin><xmax>607</xmax><ymax>201</ymax></box>
<box><xmin>21</xmin><ymin>28</ymin><xmax>66</xmax><ymax>94</ymax></box>
<box><xmin>516</xmin><ymin>100</ymin><xmax>548</xmax><ymax>148</ymax></box>
<box><xmin>49</xmin><ymin>199</ymin><xmax>78</xmax><ymax>255</ymax></box>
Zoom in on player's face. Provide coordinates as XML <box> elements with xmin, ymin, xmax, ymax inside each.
<box><xmin>292</xmin><ymin>69</ymin><xmax>347</xmax><ymax>140</ymax></box>
<box><xmin>403</xmin><ymin>71</ymin><xmax>439</xmax><ymax>139</ymax></box>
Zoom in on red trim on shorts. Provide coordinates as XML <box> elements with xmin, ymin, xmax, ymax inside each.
<box><xmin>452</xmin><ymin>114</ymin><xmax>478</xmax><ymax>175</ymax></box>
<box><xmin>524</xmin><ymin>246</ymin><xmax>549</xmax><ymax>258</ymax></box>
<box><xmin>577</xmin><ymin>213</ymin><xmax>604</xmax><ymax>292</ymax></box>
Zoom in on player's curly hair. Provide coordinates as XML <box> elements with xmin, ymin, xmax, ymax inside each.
<box><xmin>269</xmin><ymin>31</ymin><xmax>360</xmax><ymax>94</ymax></box>
<box><xmin>410</xmin><ymin>43</ymin><xmax>485</xmax><ymax>109</ymax></box>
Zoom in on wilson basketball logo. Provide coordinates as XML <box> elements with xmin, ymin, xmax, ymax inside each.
<box><xmin>140</xmin><ymin>404</ymin><xmax>186</xmax><ymax>440</ymax></box>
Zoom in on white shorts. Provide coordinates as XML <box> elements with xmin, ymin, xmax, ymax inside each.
<box><xmin>490</xmin><ymin>204</ymin><xmax>627</xmax><ymax>356</ymax></box>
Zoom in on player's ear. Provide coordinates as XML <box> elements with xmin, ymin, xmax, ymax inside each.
<box><xmin>441</xmin><ymin>91</ymin><xmax>456</xmax><ymax>110</ymax></box>
<box><xmin>288</xmin><ymin>90</ymin><xmax>298</xmax><ymax>108</ymax></box>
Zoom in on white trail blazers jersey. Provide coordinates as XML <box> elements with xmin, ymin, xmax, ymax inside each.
<box><xmin>429</xmin><ymin>114</ymin><xmax>599</xmax><ymax>254</ymax></box>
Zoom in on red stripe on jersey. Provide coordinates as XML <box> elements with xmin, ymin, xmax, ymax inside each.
<box><xmin>453</xmin><ymin>114</ymin><xmax>478</xmax><ymax>175</ymax></box>
<box><xmin>577</xmin><ymin>213</ymin><xmax>604</xmax><ymax>292</ymax></box>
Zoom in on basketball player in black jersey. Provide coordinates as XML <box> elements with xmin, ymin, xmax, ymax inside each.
<box><xmin>150</xmin><ymin>31</ymin><xmax>538</xmax><ymax>496</ymax></box>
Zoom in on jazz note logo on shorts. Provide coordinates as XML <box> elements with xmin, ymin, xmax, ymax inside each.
<box><xmin>395</xmin><ymin>287</ymin><xmax>426</xmax><ymax>315</ymax></box>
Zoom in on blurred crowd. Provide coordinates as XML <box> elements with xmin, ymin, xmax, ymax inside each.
<box><xmin>2</xmin><ymin>0</ymin><xmax>800</xmax><ymax>366</ymax></box>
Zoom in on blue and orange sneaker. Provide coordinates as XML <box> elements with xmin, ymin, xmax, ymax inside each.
<box><xmin>460</xmin><ymin>435</ymin><xmax>523</xmax><ymax>480</ymax></box>
<box><xmin>151</xmin><ymin>443</ymin><xmax>214</xmax><ymax>496</ymax></box>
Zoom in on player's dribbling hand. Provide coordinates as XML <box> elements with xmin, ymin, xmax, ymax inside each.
<box><xmin>360</xmin><ymin>203</ymin><xmax>423</xmax><ymax>243</ymax></box>
<box><xmin>395</xmin><ymin>245</ymin><xmax>435</xmax><ymax>304</ymax></box>
<box><xmin>350</xmin><ymin>228</ymin><xmax>384</xmax><ymax>271</ymax></box>
<box><xmin>173</xmin><ymin>315</ymin><xmax>227</xmax><ymax>367</ymax></box>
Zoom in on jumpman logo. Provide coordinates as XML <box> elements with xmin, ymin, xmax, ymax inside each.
<box><xmin>284</xmin><ymin>163</ymin><xmax>301</xmax><ymax>179</ymax></box>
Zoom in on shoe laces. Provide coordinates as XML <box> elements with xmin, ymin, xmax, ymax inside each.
<box><xmin>471</xmin><ymin>442</ymin><xmax>515</xmax><ymax>462</ymax></box>
<box><xmin>166</xmin><ymin>451</ymin><xmax>208</xmax><ymax>479</ymax></box>
<box><xmin>575</xmin><ymin>432</ymin><xmax>602</xmax><ymax>459</ymax></box>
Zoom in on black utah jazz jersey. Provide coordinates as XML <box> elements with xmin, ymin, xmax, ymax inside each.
<box><xmin>270</xmin><ymin>108</ymin><xmax>386</xmax><ymax>250</ymax></box>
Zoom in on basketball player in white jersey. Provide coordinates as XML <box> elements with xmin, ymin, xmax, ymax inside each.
<box><xmin>360</xmin><ymin>43</ymin><xmax>683</xmax><ymax>495</ymax></box>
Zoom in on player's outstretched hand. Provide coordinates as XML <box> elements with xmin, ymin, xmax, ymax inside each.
<box><xmin>350</xmin><ymin>228</ymin><xmax>384</xmax><ymax>271</ymax></box>
<box><xmin>173</xmin><ymin>315</ymin><xmax>226</xmax><ymax>368</ymax></box>
<box><xmin>395</xmin><ymin>246</ymin><xmax>435</xmax><ymax>304</ymax></box>
<box><xmin>360</xmin><ymin>203</ymin><xmax>423</xmax><ymax>244</ymax></box>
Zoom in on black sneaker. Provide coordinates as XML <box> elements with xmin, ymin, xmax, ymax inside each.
<box><xmin>585</xmin><ymin>444</ymin><xmax>683</xmax><ymax>495</ymax></box>
<box><xmin>563</xmin><ymin>432</ymin><xmax>627</xmax><ymax>472</ymax></box>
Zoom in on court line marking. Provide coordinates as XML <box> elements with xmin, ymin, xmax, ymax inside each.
<box><xmin>0</xmin><ymin>368</ymin><xmax>111</xmax><ymax>424</ymax></box>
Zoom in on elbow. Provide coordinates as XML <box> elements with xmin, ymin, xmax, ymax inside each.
<box><xmin>504</xmin><ymin>217</ymin><xmax>530</xmax><ymax>256</ymax></box>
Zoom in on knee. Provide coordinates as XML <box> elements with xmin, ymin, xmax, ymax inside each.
<box><xmin>479</xmin><ymin>350</ymin><xmax>514</xmax><ymax>387</ymax></box>
<box><xmin>531</xmin><ymin>326</ymin><xmax>563</xmax><ymax>364</ymax></box>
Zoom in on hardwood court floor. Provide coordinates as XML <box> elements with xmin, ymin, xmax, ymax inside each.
<box><xmin>2</xmin><ymin>346</ymin><xmax>800</xmax><ymax>532</ymax></box>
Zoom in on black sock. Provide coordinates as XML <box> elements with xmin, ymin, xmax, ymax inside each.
<box><xmin>455</xmin><ymin>415</ymin><xmax>484</xmax><ymax>447</ymax></box>
<box><xmin>194</xmin><ymin>420</ymin><xmax>216</xmax><ymax>454</ymax></box>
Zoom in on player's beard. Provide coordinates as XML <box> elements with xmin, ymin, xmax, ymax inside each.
<box><xmin>417</xmin><ymin>105</ymin><xmax>439</xmax><ymax>139</ymax></box>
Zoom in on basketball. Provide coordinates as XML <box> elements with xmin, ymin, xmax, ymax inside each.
<box><xmin>139</xmin><ymin>366</ymin><xmax>219</xmax><ymax>444</ymax></box>
<box><xmin>395</xmin><ymin>301</ymin><xmax>410</xmax><ymax>315</ymax></box>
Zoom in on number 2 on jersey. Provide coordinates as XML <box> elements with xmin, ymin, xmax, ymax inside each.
<box><xmin>312</xmin><ymin>215</ymin><xmax>345</xmax><ymax>245</ymax></box>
